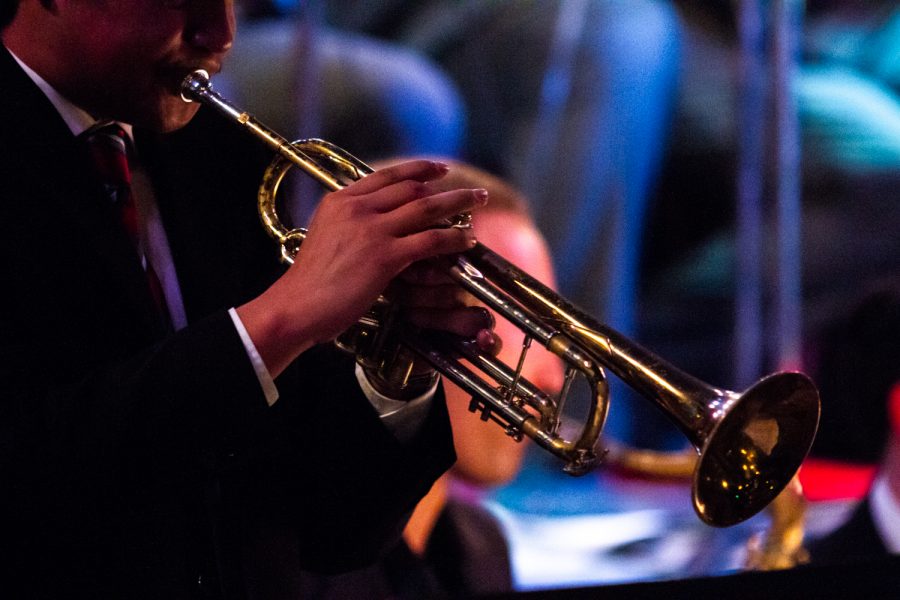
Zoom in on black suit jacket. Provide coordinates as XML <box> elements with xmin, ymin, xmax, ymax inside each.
<box><xmin>0</xmin><ymin>47</ymin><xmax>454</xmax><ymax>600</ymax></box>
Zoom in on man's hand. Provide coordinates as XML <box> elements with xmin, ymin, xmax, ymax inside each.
<box><xmin>237</xmin><ymin>160</ymin><xmax>490</xmax><ymax>378</ymax></box>
<box><xmin>390</xmin><ymin>259</ymin><xmax>500</xmax><ymax>351</ymax></box>
<box><xmin>357</xmin><ymin>259</ymin><xmax>501</xmax><ymax>400</ymax></box>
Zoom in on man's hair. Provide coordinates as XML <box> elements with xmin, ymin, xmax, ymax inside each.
<box><xmin>1</xmin><ymin>0</ymin><xmax>19</xmax><ymax>29</ymax></box>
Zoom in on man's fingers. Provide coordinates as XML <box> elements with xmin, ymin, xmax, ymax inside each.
<box><xmin>405</xmin><ymin>306</ymin><xmax>494</xmax><ymax>338</ymax></box>
<box><xmin>344</xmin><ymin>159</ymin><xmax>449</xmax><ymax>196</ymax></box>
<box><xmin>397</xmin><ymin>260</ymin><xmax>454</xmax><ymax>286</ymax></box>
<box><xmin>475</xmin><ymin>327</ymin><xmax>503</xmax><ymax>356</ymax></box>
<box><xmin>389</xmin><ymin>282</ymin><xmax>470</xmax><ymax>309</ymax></box>
<box><xmin>362</xmin><ymin>179</ymin><xmax>435</xmax><ymax>213</ymax></box>
<box><xmin>393</xmin><ymin>225</ymin><xmax>476</xmax><ymax>266</ymax></box>
<box><xmin>386</xmin><ymin>188</ymin><xmax>487</xmax><ymax>236</ymax></box>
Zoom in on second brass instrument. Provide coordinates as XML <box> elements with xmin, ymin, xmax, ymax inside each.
<box><xmin>181</xmin><ymin>70</ymin><xmax>820</xmax><ymax>528</ymax></box>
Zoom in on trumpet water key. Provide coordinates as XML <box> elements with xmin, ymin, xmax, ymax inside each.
<box><xmin>181</xmin><ymin>70</ymin><xmax>820</xmax><ymax>527</ymax></box>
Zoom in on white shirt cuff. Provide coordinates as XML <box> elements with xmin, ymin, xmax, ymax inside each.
<box><xmin>227</xmin><ymin>307</ymin><xmax>436</xmax><ymax>441</ymax></box>
<box><xmin>355</xmin><ymin>364</ymin><xmax>438</xmax><ymax>443</ymax></box>
<box><xmin>228</xmin><ymin>307</ymin><xmax>280</xmax><ymax>406</ymax></box>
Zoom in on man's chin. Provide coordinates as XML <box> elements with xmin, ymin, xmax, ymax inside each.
<box><xmin>125</xmin><ymin>93</ymin><xmax>203</xmax><ymax>133</ymax></box>
<box><xmin>155</xmin><ymin>99</ymin><xmax>202</xmax><ymax>133</ymax></box>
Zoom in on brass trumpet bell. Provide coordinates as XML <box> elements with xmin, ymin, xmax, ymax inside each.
<box><xmin>691</xmin><ymin>373</ymin><xmax>819</xmax><ymax>526</ymax></box>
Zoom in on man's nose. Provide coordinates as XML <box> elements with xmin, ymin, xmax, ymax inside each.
<box><xmin>186</xmin><ymin>0</ymin><xmax>235</xmax><ymax>55</ymax></box>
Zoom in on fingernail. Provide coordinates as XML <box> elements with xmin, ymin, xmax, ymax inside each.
<box><xmin>474</xmin><ymin>188</ymin><xmax>489</xmax><ymax>205</ymax></box>
<box><xmin>478</xmin><ymin>307</ymin><xmax>495</xmax><ymax>330</ymax></box>
<box><xmin>477</xmin><ymin>328</ymin><xmax>496</xmax><ymax>348</ymax></box>
<box><xmin>433</xmin><ymin>161</ymin><xmax>450</xmax><ymax>174</ymax></box>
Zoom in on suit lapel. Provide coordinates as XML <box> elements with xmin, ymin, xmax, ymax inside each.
<box><xmin>1</xmin><ymin>48</ymin><xmax>168</xmax><ymax>339</ymax></box>
<box><xmin>134</xmin><ymin>126</ymin><xmax>236</xmax><ymax>324</ymax></box>
<box><xmin>134</xmin><ymin>111</ymin><xmax>281</xmax><ymax>325</ymax></box>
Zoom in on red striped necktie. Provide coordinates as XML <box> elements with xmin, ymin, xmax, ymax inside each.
<box><xmin>83</xmin><ymin>123</ymin><xmax>172</xmax><ymax>327</ymax></box>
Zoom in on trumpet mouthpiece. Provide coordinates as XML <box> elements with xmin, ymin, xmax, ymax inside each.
<box><xmin>180</xmin><ymin>69</ymin><xmax>211</xmax><ymax>103</ymax></box>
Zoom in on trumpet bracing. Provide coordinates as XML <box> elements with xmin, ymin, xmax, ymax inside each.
<box><xmin>181</xmin><ymin>70</ymin><xmax>820</xmax><ymax>528</ymax></box>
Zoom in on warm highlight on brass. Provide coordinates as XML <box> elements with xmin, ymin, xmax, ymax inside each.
<box><xmin>182</xmin><ymin>70</ymin><xmax>820</xmax><ymax>527</ymax></box>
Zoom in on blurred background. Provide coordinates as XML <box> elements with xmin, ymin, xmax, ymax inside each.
<box><xmin>220</xmin><ymin>0</ymin><xmax>900</xmax><ymax>594</ymax></box>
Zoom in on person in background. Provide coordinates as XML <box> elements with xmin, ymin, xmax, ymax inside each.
<box><xmin>402</xmin><ymin>161</ymin><xmax>565</xmax><ymax>597</ymax></box>
<box><xmin>806</xmin><ymin>281</ymin><xmax>900</xmax><ymax>564</ymax></box>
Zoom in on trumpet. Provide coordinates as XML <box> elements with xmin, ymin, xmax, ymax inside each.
<box><xmin>181</xmin><ymin>70</ymin><xmax>820</xmax><ymax>528</ymax></box>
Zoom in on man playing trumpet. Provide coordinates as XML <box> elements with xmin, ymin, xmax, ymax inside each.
<box><xmin>0</xmin><ymin>1</ymin><xmax>495</xmax><ymax>598</ymax></box>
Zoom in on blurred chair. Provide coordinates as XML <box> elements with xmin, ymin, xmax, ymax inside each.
<box><xmin>221</xmin><ymin>4</ymin><xmax>467</xmax><ymax>221</ymax></box>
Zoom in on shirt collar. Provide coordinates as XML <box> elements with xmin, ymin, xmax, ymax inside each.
<box><xmin>7</xmin><ymin>46</ymin><xmax>134</xmax><ymax>141</ymax></box>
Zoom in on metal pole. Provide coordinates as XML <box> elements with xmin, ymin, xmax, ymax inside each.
<box><xmin>770</xmin><ymin>0</ymin><xmax>804</xmax><ymax>372</ymax></box>
<box><xmin>734</xmin><ymin>0</ymin><xmax>767</xmax><ymax>388</ymax></box>
<box><xmin>290</xmin><ymin>0</ymin><xmax>326</xmax><ymax>226</ymax></box>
